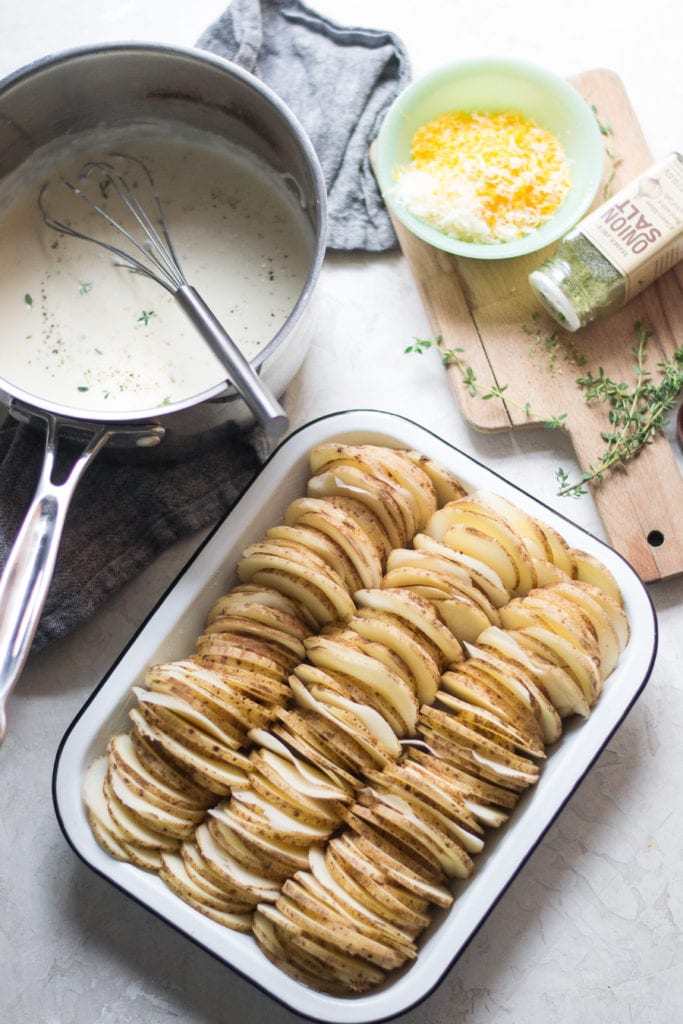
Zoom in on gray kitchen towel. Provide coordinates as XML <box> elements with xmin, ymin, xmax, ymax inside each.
<box><xmin>0</xmin><ymin>0</ymin><xmax>409</xmax><ymax>652</ymax></box>
<box><xmin>0</xmin><ymin>418</ymin><xmax>264</xmax><ymax>651</ymax></box>
<box><xmin>198</xmin><ymin>0</ymin><xmax>411</xmax><ymax>251</ymax></box>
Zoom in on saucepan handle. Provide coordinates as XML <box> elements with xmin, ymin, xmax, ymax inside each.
<box><xmin>0</xmin><ymin>415</ymin><xmax>112</xmax><ymax>744</ymax></box>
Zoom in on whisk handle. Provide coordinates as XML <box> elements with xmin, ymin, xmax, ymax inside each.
<box><xmin>175</xmin><ymin>285</ymin><xmax>289</xmax><ymax>441</ymax></box>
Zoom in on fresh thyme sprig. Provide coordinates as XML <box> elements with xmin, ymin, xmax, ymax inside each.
<box><xmin>590</xmin><ymin>103</ymin><xmax>622</xmax><ymax>199</ymax></box>
<box><xmin>404</xmin><ymin>335</ymin><xmax>568</xmax><ymax>429</ymax></box>
<box><xmin>556</xmin><ymin>321</ymin><xmax>683</xmax><ymax>497</ymax></box>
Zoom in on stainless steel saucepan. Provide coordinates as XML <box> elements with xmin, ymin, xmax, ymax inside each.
<box><xmin>0</xmin><ymin>43</ymin><xmax>328</xmax><ymax>741</ymax></box>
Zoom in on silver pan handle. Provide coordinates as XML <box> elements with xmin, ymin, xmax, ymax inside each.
<box><xmin>0</xmin><ymin>416</ymin><xmax>112</xmax><ymax>744</ymax></box>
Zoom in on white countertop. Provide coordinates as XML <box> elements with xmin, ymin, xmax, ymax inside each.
<box><xmin>1</xmin><ymin>2</ymin><xmax>682</xmax><ymax>1022</ymax></box>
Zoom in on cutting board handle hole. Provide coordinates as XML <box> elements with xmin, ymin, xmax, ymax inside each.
<box><xmin>647</xmin><ymin>530</ymin><xmax>665</xmax><ymax>547</ymax></box>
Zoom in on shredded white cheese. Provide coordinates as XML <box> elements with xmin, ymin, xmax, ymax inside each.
<box><xmin>391</xmin><ymin>110</ymin><xmax>571</xmax><ymax>245</ymax></box>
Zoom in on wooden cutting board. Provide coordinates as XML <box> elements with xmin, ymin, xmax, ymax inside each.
<box><xmin>382</xmin><ymin>69</ymin><xmax>683</xmax><ymax>583</ymax></box>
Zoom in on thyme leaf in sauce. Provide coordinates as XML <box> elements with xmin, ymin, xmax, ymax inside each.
<box><xmin>24</xmin><ymin>293</ymin><xmax>33</xmax><ymax>307</ymax></box>
<box><xmin>137</xmin><ymin>310</ymin><xmax>155</xmax><ymax>326</ymax></box>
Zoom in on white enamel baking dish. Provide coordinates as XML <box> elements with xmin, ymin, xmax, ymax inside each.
<box><xmin>52</xmin><ymin>409</ymin><xmax>658</xmax><ymax>1023</ymax></box>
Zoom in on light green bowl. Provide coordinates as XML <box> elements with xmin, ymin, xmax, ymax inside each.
<box><xmin>375</xmin><ymin>57</ymin><xmax>604</xmax><ymax>260</ymax></box>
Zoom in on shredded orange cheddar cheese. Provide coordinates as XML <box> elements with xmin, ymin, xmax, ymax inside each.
<box><xmin>392</xmin><ymin>110</ymin><xmax>571</xmax><ymax>244</ymax></box>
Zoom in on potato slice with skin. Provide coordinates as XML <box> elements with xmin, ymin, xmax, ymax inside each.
<box><xmin>441</xmin><ymin>660</ymin><xmax>545</xmax><ymax>747</ymax></box>
<box><xmin>249</xmin><ymin>726</ymin><xmax>354</xmax><ymax>794</ymax></box>
<box><xmin>266</xmin><ymin>523</ymin><xmax>365</xmax><ymax>592</ymax></box>
<box><xmin>329</xmin><ymin>628</ymin><xmax>417</xmax><ymax>694</ymax></box>
<box><xmin>202</xmin><ymin>614</ymin><xmax>307</xmax><ymax>661</ymax></box>
<box><xmin>348</xmin><ymin>612</ymin><xmax>441</xmax><ymax>706</ymax></box>
<box><xmin>107</xmin><ymin>752</ymin><xmax>206</xmax><ymax>825</ymax></box>
<box><xmin>159</xmin><ymin>852</ymin><xmax>254</xmax><ymax>916</ymax></box>
<box><xmin>306</xmin><ymin>847</ymin><xmax>418</xmax><ymax>952</ymax></box>
<box><xmin>208</xmin><ymin>586</ymin><xmax>317</xmax><ymax>633</ymax></box>
<box><xmin>553</xmin><ymin>578</ymin><xmax>629</xmax><ymax>651</ymax></box>
<box><xmin>570</xmin><ymin>549</ymin><xmax>624</xmax><ymax>606</ymax></box>
<box><xmin>108</xmin><ymin>732</ymin><xmax>213</xmax><ymax>813</ymax></box>
<box><xmin>365</xmin><ymin>768</ymin><xmax>484</xmax><ymax>855</ymax></box>
<box><xmin>324</xmin><ymin>841</ymin><xmax>432</xmax><ymax>933</ymax></box>
<box><xmin>529</xmin><ymin>585</ymin><xmax>621</xmax><ymax>676</ymax></box>
<box><xmin>304</xmin><ymin>634</ymin><xmax>419</xmax><ymax>736</ymax></box>
<box><xmin>340</xmin><ymin>830</ymin><xmax>453</xmax><ymax>908</ymax></box>
<box><xmin>513</xmin><ymin>626</ymin><xmax>602</xmax><ymax>704</ymax></box>
<box><xmin>195</xmin><ymin>821</ymin><xmax>286</xmax><ymax>898</ymax></box>
<box><xmin>229</xmin><ymin>788</ymin><xmax>334</xmax><ymax>847</ymax></box>
<box><xmin>463</xmin><ymin>645</ymin><xmax>562</xmax><ymax>745</ymax></box>
<box><xmin>532</xmin><ymin>558</ymin><xmax>569</xmax><ymax>587</ymax></box>
<box><xmin>256</xmin><ymin>903</ymin><xmax>387</xmax><ymax>991</ymax></box>
<box><xmin>406</xmin><ymin>748</ymin><xmax>519</xmax><ymax>812</ymax></box>
<box><xmin>413</xmin><ymin>533</ymin><xmax>511</xmax><ymax>607</ymax></box>
<box><xmin>84</xmin><ymin>755</ymin><xmax>176</xmax><ymax>857</ymax></box>
<box><xmin>307</xmin><ymin>463</ymin><xmax>410</xmax><ymax>549</ymax></box>
<box><xmin>419</xmin><ymin>705</ymin><xmax>541</xmax><ymax>774</ymax></box>
<box><xmin>128</xmin><ymin>706</ymin><xmax>248</xmax><ymax>794</ymax></box>
<box><xmin>129</xmin><ymin>728</ymin><xmax>215</xmax><ymax>805</ymax></box>
<box><xmin>533</xmin><ymin>519</ymin><xmax>576</xmax><ymax>577</ymax></box>
<box><xmin>418</xmin><ymin>726</ymin><xmax>539</xmax><ymax>792</ymax></box>
<box><xmin>476</xmin><ymin>625</ymin><xmax>590</xmax><ymax>719</ymax></box>
<box><xmin>293</xmin><ymin>661</ymin><xmax>408</xmax><ymax>743</ymax></box>
<box><xmin>434</xmin><ymin>690</ymin><xmax>546</xmax><ymax>760</ymax></box>
<box><xmin>148</xmin><ymin>661</ymin><xmax>275</xmax><ymax>732</ymax></box>
<box><xmin>432</xmin><ymin>593</ymin><xmax>497</xmax><ymax>643</ymax></box>
<box><xmin>278</xmin><ymin>706</ymin><xmax>380</xmax><ymax>781</ymax></box>
<box><xmin>253</xmin><ymin>910</ymin><xmax>370</xmax><ymax>996</ymax></box>
<box><xmin>353</xmin><ymin>588</ymin><xmax>463</xmax><ymax>666</ymax></box>
<box><xmin>274</xmin><ymin>886</ymin><xmax>409</xmax><ymax>971</ymax></box>
<box><xmin>289</xmin><ymin>675</ymin><xmax>401</xmax><ymax>764</ymax></box>
<box><xmin>206</xmin><ymin>817</ymin><xmax>294</xmax><ymax>883</ymax></box>
<box><xmin>208</xmin><ymin>806</ymin><xmax>312</xmax><ymax>873</ymax></box>
<box><xmin>308</xmin><ymin>444</ymin><xmax>437</xmax><ymax>531</ymax></box>
<box><xmin>271</xmin><ymin>713</ymin><xmax>364</xmax><ymax>791</ymax></box>
<box><xmin>357</xmin><ymin>788</ymin><xmax>475</xmax><ymax>878</ymax></box>
<box><xmin>236</xmin><ymin>550</ymin><xmax>356</xmax><ymax>625</ymax></box>
<box><xmin>385</xmin><ymin>550</ymin><xmax>503</xmax><ymax>626</ymax></box>
<box><xmin>499</xmin><ymin>597</ymin><xmax>601</xmax><ymax>671</ymax></box>
<box><xmin>133</xmin><ymin>687</ymin><xmax>248</xmax><ymax>753</ymax></box>
<box><xmin>190</xmin><ymin>657</ymin><xmax>290</xmax><ymax>708</ymax></box>
<box><xmin>400</xmin><ymin>450</ymin><xmax>468</xmax><ymax>504</ymax></box>
<box><xmin>280</xmin><ymin>878</ymin><xmax>415</xmax><ymax>969</ymax></box>
<box><xmin>104</xmin><ymin>769</ymin><xmax>197</xmax><ymax>839</ymax></box>
<box><xmin>253</xmin><ymin>746</ymin><xmax>353</xmax><ymax>805</ymax></box>
<box><xmin>350</xmin><ymin>790</ymin><xmax>473</xmax><ymax>880</ymax></box>
<box><xmin>284</xmin><ymin>497</ymin><xmax>385</xmax><ymax>587</ymax></box>
<box><xmin>441</xmin><ymin>523</ymin><xmax>521</xmax><ymax>592</ymax></box>
<box><xmin>247</xmin><ymin>767</ymin><xmax>345</xmax><ymax>830</ymax></box>
<box><xmin>142</xmin><ymin>676</ymin><xmax>254</xmax><ymax>748</ymax></box>
<box><xmin>240</xmin><ymin>538</ymin><xmax>345</xmax><ymax>580</ymax></box>
<box><xmin>193</xmin><ymin>634</ymin><xmax>288</xmax><ymax>681</ymax></box>
<box><xmin>433</xmin><ymin>500</ymin><xmax>538</xmax><ymax>594</ymax></box>
<box><xmin>230</xmin><ymin>570</ymin><xmax>339</xmax><ymax>630</ymax></box>
<box><xmin>466</xmin><ymin>489</ymin><xmax>553</xmax><ymax>561</ymax></box>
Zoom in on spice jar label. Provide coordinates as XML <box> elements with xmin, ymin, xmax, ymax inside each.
<box><xmin>580</xmin><ymin>153</ymin><xmax>683</xmax><ymax>299</ymax></box>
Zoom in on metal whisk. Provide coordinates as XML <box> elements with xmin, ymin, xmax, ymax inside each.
<box><xmin>38</xmin><ymin>152</ymin><xmax>289</xmax><ymax>439</ymax></box>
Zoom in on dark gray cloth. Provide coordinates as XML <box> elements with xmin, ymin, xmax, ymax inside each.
<box><xmin>0</xmin><ymin>419</ymin><xmax>264</xmax><ymax>651</ymax></box>
<box><xmin>0</xmin><ymin>418</ymin><xmax>263</xmax><ymax>651</ymax></box>
<box><xmin>198</xmin><ymin>0</ymin><xmax>410</xmax><ymax>251</ymax></box>
<box><xmin>0</xmin><ymin>0</ymin><xmax>409</xmax><ymax>651</ymax></box>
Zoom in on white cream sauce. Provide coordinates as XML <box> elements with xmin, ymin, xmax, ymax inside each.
<box><xmin>0</xmin><ymin>127</ymin><xmax>314</xmax><ymax>414</ymax></box>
